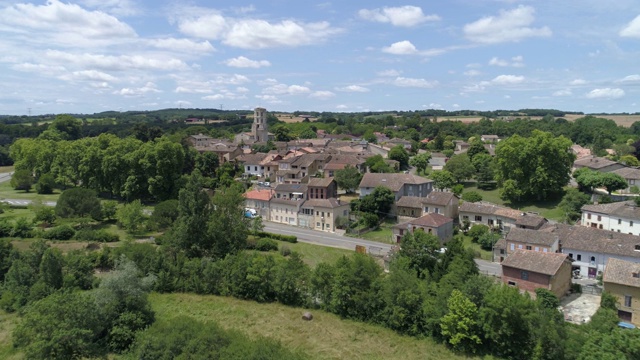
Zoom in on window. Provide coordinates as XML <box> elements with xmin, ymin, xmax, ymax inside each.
<box><xmin>587</xmin><ymin>213</ymin><xmax>591</xmax><ymax>220</ymax></box>
<box><xmin>635</xmin><ymin>245</ymin><xmax>640</xmax><ymax>251</ymax></box>
<box><xmin>508</xmin><ymin>281</ymin><xmax>517</xmax><ymax>286</ymax></box>
<box><xmin>326</xmin><ymin>224</ymin><xmax>330</xmax><ymax>229</ymax></box>
<box><xmin>590</xmin><ymin>256</ymin><xmax>596</xmax><ymax>263</ymax></box>
<box><xmin>597</xmin><ymin>215</ymin><xmax>602</xmax><ymax>221</ymax></box>
<box><xmin>535</xmin><ymin>247</ymin><xmax>539</xmax><ymax>251</ymax></box>
<box><xmin>625</xmin><ymin>295</ymin><xmax>632</xmax><ymax>307</ymax></box>
<box><xmin>475</xmin><ymin>215</ymin><xmax>482</xmax><ymax>221</ymax></box>
<box><xmin>316</xmin><ymin>222</ymin><xmax>320</xmax><ymax>227</ymax></box>
<box><xmin>577</xmin><ymin>254</ymin><xmax>582</xmax><ymax>261</ymax></box>
<box><xmin>543</xmin><ymin>248</ymin><xmax>548</xmax><ymax>253</ymax></box>
<box><xmin>463</xmin><ymin>215</ymin><xmax>469</xmax><ymax>220</ymax></box>
<box><xmin>425</xmin><ymin>207</ymin><xmax>430</xmax><ymax>213</ymax></box>
<box><xmin>510</xmin><ymin>243</ymin><xmax>515</xmax><ymax>251</ymax></box>
<box><xmin>500</xmin><ymin>249</ymin><xmax>505</xmax><ymax>254</ymax></box>
<box><xmin>316</xmin><ymin>211</ymin><xmax>319</xmax><ymax>216</ymax></box>
<box><xmin>521</xmin><ymin>271</ymin><xmax>529</xmax><ymax>280</ymax></box>
<box><xmin>435</xmin><ymin>208</ymin><xmax>440</xmax><ymax>214</ymax></box>
<box><xmin>518</xmin><ymin>244</ymin><xmax>523</xmax><ymax>249</ymax></box>
<box><xmin>526</xmin><ymin>246</ymin><xmax>532</xmax><ymax>250</ymax></box>
<box><xmin>254</xmin><ymin>166</ymin><xmax>258</xmax><ymax>171</ymax></box>
<box><xmin>599</xmin><ymin>224</ymin><xmax>603</xmax><ymax>229</ymax></box>
<box><xmin>619</xmin><ymin>219</ymin><xmax>622</xmax><ymax>225</ymax></box>
<box><xmin>569</xmin><ymin>253</ymin><xmax>574</xmax><ymax>259</ymax></box>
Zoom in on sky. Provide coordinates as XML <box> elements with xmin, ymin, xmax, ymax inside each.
<box><xmin>0</xmin><ymin>1</ymin><xmax>639</xmax><ymax>115</ymax></box>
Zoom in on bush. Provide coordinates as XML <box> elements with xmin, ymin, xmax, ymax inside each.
<box><xmin>461</xmin><ymin>191</ymin><xmax>483</xmax><ymax>203</ymax></box>
<box><xmin>255</xmin><ymin>238</ymin><xmax>278</xmax><ymax>252</ymax></box>
<box><xmin>245</xmin><ymin>238</ymin><xmax>258</xmax><ymax>250</ymax></box>
<box><xmin>148</xmin><ymin>200</ymin><xmax>179</xmax><ymax>230</ymax></box>
<box><xmin>467</xmin><ymin>224</ymin><xmax>489</xmax><ymax>242</ymax></box>
<box><xmin>571</xmin><ymin>283</ymin><xmax>582</xmax><ymax>294</ymax></box>
<box><xmin>56</xmin><ymin>188</ymin><xmax>103</xmax><ymax>220</ymax></box>
<box><xmin>253</xmin><ymin>231</ymin><xmax>297</xmax><ymax>243</ymax></box>
<box><xmin>35</xmin><ymin>173</ymin><xmax>55</xmax><ymax>194</ymax></box>
<box><xmin>74</xmin><ymin>229</ymin><xmax>119</xmax><ymax>243</ymax></box>
<box><xmin>43</xmin><ymin>225</ymin><xmax>76</xmax><ymax>240</ymax></box>
<box><xmin>280</xmin><ymin>246</ymin><xmax>291</xmax><ymax>257</ymax></box>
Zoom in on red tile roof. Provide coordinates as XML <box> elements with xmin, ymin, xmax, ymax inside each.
<box><xmin>244</xmin><ymin>189</ymin><xmax>274</xmax><ymax>201</ymax></box>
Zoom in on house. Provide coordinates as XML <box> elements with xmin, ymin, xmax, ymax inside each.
<box><xmin>396</xmin><ymin>191</ymin><xmax>459</xmax><ymax>221</ymax></box>
<box><xmin>429</xmin><ymin>152</ymin><xmax>448</xmax><ymax>170</ymax></box>
<box><xmin>323</xmin><ymin>155</ymin><xmax>366</xmax><ymax>177</ymax></box>
<box><xmin>307</xmin><ymin>177</ymin><xmax>337</xmax><ymax>199</ymax></box>
<box><xmin>385</xmin><ymin>138</ymin><xmax>412</xmax><ymax>150</ymax></box>
<box><xmin>269</xmin><ymin>198</ymin><xmax>303</xmax><ymax>226</ymax></box>
<box><xmin>481</xmin><ymin>135</ymin><xmax>500</xmax><ymax>143</ymax></box>
<box><xmin>493</xmin><ymin>227</ymin><xmax>560</xmax><ymax>262</ymax></box>
<box><xmin>610</xmin><ymin>167</ymin><xmax>640</xmax><ymax>194</ymax></box>
<box><xmin>301</xmin><ymin>198</ymin><xmax>350</xmax><ymax>233</ymax></box>
<box><xmin>459</xmin><ymin>202</ymin><xmax>547</xmax><ymax>230</ymax></box>
<box><xmin>359</xmin><ymin>173</ymin><xmax>433</xmax><ymax>202</ymax></box>
<box><xmin>573</xmin><ymin>156</ymin><xmax>625</xmax><ymax>173</ymax></box>
<box><xmin>291</xmin><ymin>154</ymin><xmax>330</xmax><ymax>179</ymax></box>
<box><xmin>237</xmin><ymin>153</ymin><xmax>269</xmax><ymax>177</ymax></box>
<box><xmin>243</xmin><ymin>189</ymin><xmax>274</xmax><ymax>219</ymax></box>
<box><xmin>501</xmin><ymin>249</ymin><xmax>572</xmax><ymax>298</ymax></box>
<box><xmin>603</xmin><ymin>258</ymin><xmax>640</xmax><ymax>326</ymax></box>
<box><xmin>454</xmin><ymin>140</ymin><xmax>470</xmax><ymax>152</ymax></box>
<box><xmin>559</xmin><ymin>225</ymin><xmax>640</xmax><ymax>279</ymax></box>
<box><xmin>274</xmin><ymin>183</ymin><xmax>307</xmax><ymax>201</ymax></box>
<box><xmin>581</xmin><ymin>201</ymin><xmax>640</xmax><ymax>235</ymax></box>
<box><xmin>198</xmin><ymin>142</ymin><xmax>243</xmax><ymax>164</ymax></box>
<box><xmin>392</xmin><ymin>213</ymin><xmax>454</xmax><ymax>244</ymax></box>
<box><xmin>571</xmin><ymin>144</ymin><xmax>592</xmax><ymax>159</ymax></box>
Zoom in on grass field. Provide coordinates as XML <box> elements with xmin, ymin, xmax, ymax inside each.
<box><xmin>462</xmin><ymin>235</ymin><xmax>493</xmax><ymax>261</ymax></box>
<box><xmin>283</xmin><ymin>241</ymin><xmax>353</xmax><ymax>268</ymax></box>
<box><xmin>462</xmin><ymin>182</ymin><xmax>565</xmax><ymax>221</ymax></box>
<box><xmin>0</xmin><ymin>166</ymin><xmax>14</xmax><ymax>173</ymax></box>
<box><xmin>149</xmin><ymin>293</ymin><xmax>466</xmax><ymax>360</ymax></box>
<box><xmin>0</xmin><ymin>181</ymin><xmax>61</xmax><ymax>202</ymax></box>
<box><xmin>0</xmin><ymin>311</ymin><xmax>22</xmax><ymax>360</ymax></box>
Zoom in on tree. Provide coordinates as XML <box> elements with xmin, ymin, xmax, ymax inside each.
<box><xmin>10</xmin><ymin>169</ymin><xmax>34</xmax><ymax>192</ymax></box>
<box><xmin>430</xmin><ymin>170</ymin><xmax>455</xmax><ymax>191</ymax></box>
<box><xmin>101</xmin><ymin>200</ymin><xmax>118</xmax><ymax>221</ymax></box>
<box><xmin>168</xmin><ymin>171</ymin><xmax>212</xmax><ymax>258</ymax></box>
<box><xmin>273</xmin><ymin>125</ymin><xmax>292</xmax><ymax>142</ymax></box>
<box><xmin>116</xmin><ymin>200</ymin><xmax>146</xmax><ymax>232</ymax></box>
<box><xmin>467</xmin><ymin>224</ymin><xmax>489</xmax><ymax>242</ymax></box>
<box><xmin>461</xmin><ymin>191</ymin><xmax>482</xmax><ymax>203</ymax></box>
<box><xmin>351</xmin><ymin>186</ymin><xmax>395</xmax><ymax>218</ymax></box>
<box><xmin>38</xmin><ymin>248</ymin><xmax>64</xmax><ymax>292</ymax></box>
<box><xmin>365</xmin><ymin>155</ymin><xmax>394</xmax><ymax>173</ymax></box>
<box><xmin>559</xmin><ymin>188</ymin><xmax>590</xmax><ymax>223</ymax></box>
<box><xmin>148</xmin><ymin>199</ymin><xmax>179</xmax><ymax>230</ymax></box>
<box><xmin>472</xmin><ymin>153</ymin><xmax>495</xmax><ymax>184</ymax></box>
<box><xmin>478</xmin><ymin>232</ymin><xmax>500</xmax><ymax>251</ymax></box>
<box><xmin>195</xmin><ymin>151</ymin><xmax>219</xmax><ymax>178</ymax></box>
<box><xmin>32</xmin><ymin>205</ymin><xmax>56</xmax><ymax>227</ymax></box>
<box><xmin>398</xmin><ymin>230</ymin><xmax>440</xmax><ymax>277</ymax></box>
<box><xmin>409</xmin><ymin>152</ymin><xmax>431</xmax><ymax>175</ymax></box>
<box><xmin>55</xmin><ymin>188</ymin><xmax>102</xmax><ymax>220</ymax></box>
<box><xmin>35</xmin><ymin>173</ymin><xmax>55</xmax><ymax>194</ymax></box>
<box><xmin>620</xmin><ymin>154</ymin><xmax>640</xmax><ymax>166</ymax></box>
<box><xmin>440</xmin><ymin>289</ymin><xmax>482</xmax><ymax>353</ymax></box>
<box><xmin>495</xmin><ymin>130</ymin><xmax>575</xmax><ymax>200</ymax></box>
<box><xmin>388</xmin><ymin>145</ymin><xmax>409</xmax><ymax>170</ymax></box>
<box><xmin>535</xmin><ymin>288</ymin><xmax>560</xmax><ymax>309</ymax></box>
<box><xmin>466</xmin><ymin>139</ymin><xmax>489</xmax><ymax>160</ymax></box>
<box><xmin>599</xmin><ymin>172</ymin><xmax>628</xmax><ymax>194</ymax></box>
<box><xmin>499</xmin><ymin>179</ymin><xmax>522</xmax><ymax>203</ymax></box>
<box><xmin>13</xmin><ymin>291</ymin><xmax>106</xmax><ymax>360</ymax></box>
<box><xmin>451</xmin><ymin>184</ymin><xmax>464</xmax><ymax>197</ymax></box>
<box><xmin>298</xmin><ymin>128</ymin><xmax>317</xmax><ymax>139</ymax></box>
<box><xmin>209</xmin><ymin>185</ymin><xmax>249</xmax><ymax>259</ymax></box>
<box><xmin>334</xmin><ymin>165</ymin><xmax>363</xmax><ymax>193</ymax></box>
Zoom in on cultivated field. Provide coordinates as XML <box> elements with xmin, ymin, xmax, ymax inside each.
<box><xmin>562</xmin><ymin>114</ymin><xmax>640</xmax><ymax>127</ymax></box>
<box><xmin>274</xmin><ymin>113</ymin><xmax>319</xmax><ymax>123</ymax></box>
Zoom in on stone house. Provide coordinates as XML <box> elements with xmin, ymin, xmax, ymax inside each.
<box><xmin>581</xmin><ymin>201</ymin><xmax>640</xmax><ymax>236</ymax></box>
<box><xmin>392</xmin><ymin>213</ymin><xmax>454</xmax><ymax>244</ymax></box>
<box><xmin>359</xmin><ymin>173</ymin><xmax>433</xmax><ymax>202</ymax></box>
<box><xmin>501</xmin><ymin>249</ymin><xmax>573</xmax><ymax>298</ymax></box>
<box><xmin>396</xmin><ymin>191</ymin><xmax>459</xmax><ymax>222</ymax></box>
<box><xmin>493</xmin><ymin>227</ymin><xmax>560</xmax><ymax>263</ymax></box>
<box><xmin>459</xmin><ymin>202</ymin><xmax>546</xmax><ymax>230</ymax></box>
<box><xmin>610</xmin><ymin>167</ymin><xmax>640</xmax><ymax>194</ymax></box>
<box><xmin>301</xmin><ymin>198</ymin><xmax>350</xmax><ymax>233</ymax></box>
<box><xmin>603</xmin><ymin>258</ymin><xmax>640</xmax><ymax>326</ymax></box>
<box><xmin>573</xmin><ymin>156</ymin><xmax>625</xmax><ymax>173</ymax></box>
<box><xmin>307</xmin><ymin>177</ymin><xmax>337</xmax><ymax>199</ymax></box>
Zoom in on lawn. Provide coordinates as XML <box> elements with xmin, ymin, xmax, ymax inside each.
<box><xmin>348</xmin><ymin>219</ymin><xmax>395</xmax><ymax>244</ymax></box>
<box><xmin>148</xmin><ymin>293</ymin><xmax>467</xmax><ymax>360</ymax></box>
<box><xmin>283</xmin><ymin>241</ymin><xmax>353</xmax><ymax>268</ymax></box>
<box><xmin>0</xmin><ymin>311</ymin><xmax>22</xmax><ymax>360</ymax></box>
<box><xmin>461</xmin><ymin>234</ymin><xmax>493</xmax><ymax>261</ymax></box>
<box><xmin>0</xmin><ymin>166</ymin><xmax>14</xmax><ymax>173</ymax></box>
<box><xmin>0</xmin><ymin>208</ymin><xmax>35</xmax><ymax>222</ymax></box>
<box><xmin>0</xmin><ymin>181</ymin><xmax>61</xmax><ymax>202</ymax></box>
<box><xmin>462</xmin><ymin>182</ymin><xmax>565</xmax><ymax>221</ymax></box>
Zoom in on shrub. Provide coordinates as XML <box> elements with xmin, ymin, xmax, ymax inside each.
<box><xmin>148</xmin><ymin>200</ymin><xmax>179</xmax><ymax>230</ymax></box>
<box><xmin>56</xmin><ymin>188</ymin><xmax>103</xmax><ymax>220</ymax></box>
<box><xmin>461</xmin><ymin>191</ymin><xmax>483</xmax><ymax>203</ymax></box>
<box><xmin>43</xmin><ymin>225</ymin><xmax>76</xmax><ymax>240</ymax></box>
<box><xmin>74</xmin><ymin>229</ymin><xmax>119</xmax><ymax>243</ymax></box>
<box><xmin>570</xmin><ymin>283</ymin><xmax>582</xmax><ymax>294</ymax></box>
<box><xmin>280</xmin><ymin>246</ymin><xmax>291</xmax><ymax>257</ymax></box>
<box><xmin>253</xmin><ymin>231</ymin><xmax>297</xmax><ymax>243</ymax></box>
<box><xmin>468</xmin><ymin>224</ymin><xmax>489</xmax><ymax>242</ymax></box>
<box><xmin>245</xmin><ymin>238</ymin><xmax>258</xmax><ymax>250</ymax></box>
<box><xmin>255</xmin><ymin>238</ymin><xmax>278</xmax><ymax>252</ymax></box>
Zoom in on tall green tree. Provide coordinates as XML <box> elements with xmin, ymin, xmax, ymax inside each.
<box><xmin>10</xmin><ymin>169</ymin><xmax>34</xmax><ymax>192</ymax></box>
<box><xmin>559</xmin><ymin>188</ymin><xmax>591</xmax><ymax>223</ymax></box>
<box><xmin>444</xmin><ymin>154</ymin><xmax>475</xmax><ymax>183</ymax></box>
<box><xmin>388</xmin><ymin>145</ymin><xmax>410</xmax><ymax>170</ymax></box>
<box><xmin>209</xmin><ymin>185</ymin><xmax>249</xmax><ymax>258</ymax></box>
<box><xmin>409</xmin><ymin>152</ymin><xmax>432</xmax><ymax>175</ymax></box>
<box><xmin>398</xmin><ymin>230</ymin><xmax>441</xmax><ymax>277</ymax></box>
<box><xmin>334</xmin><ymin>165</ymin><xmax>362</xmax><ymax>193</ymax></box>
<box><xmin>440</xmin><ymin>289</ymin><xmax>482</xmax><ymax>353</ymax></box>
<box><xmin>168</xmin><ymin>171</ymin><xmax>213</xmax><ymax>258</ymax></box>
<box><xmin>430</xmin><ymin>170</ymin><xmax>455</xmax><ymax>191</ymax></box>
<box><xmin>55</xmin><ymin>188</ymin><xmax>102</xmax><ymax>220</ymax></box>
<box><xmin>495</xmin><ymin>130</ymin><xmax>575</xmax><ymax>200</ymax></box>
<box><xmin>466</xmin><ymin>139</ymin><xmax>489</xmax><ymax>160</ymax></box>
<box><xmin>116</xmin><ymin>200</ymin><xmax>146</xmax><ymax>232</ymax></box>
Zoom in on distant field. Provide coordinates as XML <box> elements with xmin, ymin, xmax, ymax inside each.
<box><xmin>437</xmin><ymin>116</ymin><xmax>484</xmax><ymax>123</ymax></box>
<box><xmin>562</xmin><ymin>114</ymin><xmax>640</xmax><ymax>127</ymax></box>
<box><xmin>149</xmin><ymin>293</ymin><xmax>465</xmax><ymax>360</ymax></box>
<box><xmin>275</xmin><ymin>113</ymin><xmax>319</xmax><ymax>123</ymax></box>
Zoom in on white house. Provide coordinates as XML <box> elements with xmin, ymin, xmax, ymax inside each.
<box><xmin>581</xmin><ymin>201</ymin><xmax>640</xmax><ymax>236</ymax></box>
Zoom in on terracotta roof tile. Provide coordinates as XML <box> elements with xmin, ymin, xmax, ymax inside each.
<box><xmin>603</xmin><ymin>258</ymin><xmax>640</xmax><ymax>288</ymax></box>
<box><xmin>501</xmin><ymin>249</ymin><xmax>570</xmax><ymax>276</ymax></box>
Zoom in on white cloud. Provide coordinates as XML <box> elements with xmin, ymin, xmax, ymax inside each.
<box><xmin>382</xmin><ymin>40</ymin><xmax>418</xmax><ymax>55</ymax></box>
<box><xmin>464</xmin><ymin>69</ymin><xmax>482</xmax><ymax>76</ymax></box>
<box><xmin>377</xmin><ymin>69</ymin><xmax>401</xmax><ymax>77</ymax></box>
<box><xmin>553</xmin><ymin>89</ymin><xmax>572</xmax><ymax>96</ymax></box>
<box><xmin>570</xmin><ymin>79</ymin><xmax>588</xmax><ymax>85</ymax></box>
<box><xmin>149</xmin><ymin>38</ymin><xmax>215</xmax><ymax>53</ymax></box>
<box><xmin>0</xmin><ymin>0</ymin><xmax>136</xmax><ymax>46</ymax></box>
<box><xmin>336</xmin><ymin>104</ymin><xmax>348</xmax><ymax>109</ymax></box>
<box><xmin>424</xmin><ymin>103</ymin><xmax>442</xmax><ymax>109</ymax></box>
<box><xmin>358</xmin><ymin>6</ymin><xmax>440</xmax><ymax>27</ymax></box>
<box><xmin>80</xmin><ymin>0</ymin><xmax>139</xmax><ymax>16</ymax></box>
<box><xmin>59</xmin><ymin>70</ymin><xmax>117</xmax><ymax>83</ymax></box>
<box><xmin>489</xmin><ymin>56</ymin><xmax>524</xmax><ymax>67</ymax></box>
<box><xmin>236</xmin><ymin>86</ymin><xmax>249</xmax><ymax>93</ymax></box>
<box><xmin>263</xmin><ymin>83</ymin><xmax>310</xmax><ymax>95</ymax></box>
<box><xmin>620</xmin><ymin>15</ymin><xmax>640</xmax><ymax>38</ymax></box>
<box><xmin>585</xmin><ymin>88</ymin><xmax>625</xmax><ymax>99</ymax></box>
<box><xmin>490</xmin><ymin>74</ymin><xmax>525</xmax><ymax>85</ymax></box>
<box><xmin>45</xmin><ymin>50</ymin><xmax>189</xmax><ymax>71</ymax></box>
<box><xmin>463</xmin><ymin>5</ymin><xmax>551</xmax><ymax>44</ymax></box>
<box><xmin>177</xmin><ymin>11</ymin><xmax>340</xmax><ymax>49</ymax></box>
<box><xmin>393</xmin><ymin>77</ymin><xmax>438</xmax><ymax>88</ymax></box>
<box><xmin>309</xmin><ymin>91</ymin><xmax>335</xmax><ymax>100</ymax></box>
<box><xmin>223</xmin><ymin>56</ymin><xmax>271</xmax><ymax>68</ymax></box>
<box><xmin>11</xmin><ymin>63</ymin><xmax>66</xmax><ymax>76</ymax></box>
<box><xmin>255</xmin><ymin>94</ymin><xmax>282</xmax><ymax>103</ymax></box>
<box><xmin>336</xmin><ymin>85</ymin><xmax>370</xmax><ymax>92</ymax></box>
<box><xmin>115</xmin><ymin>82</ymin><xmax>161</xmax><ymax>96</ymax></box>
<box><xmin>619</xmin><ymin>74</ymin><xmax>640</xmax><ymax>82</ymax></box>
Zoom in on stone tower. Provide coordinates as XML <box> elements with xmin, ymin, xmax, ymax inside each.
<box><xmin>252</xmin><ymin>107</ymin><xmax>269</xmax><ymax>142</ymax></box>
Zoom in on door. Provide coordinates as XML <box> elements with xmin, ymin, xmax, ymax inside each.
<box><xmin>618</xmin><ymin>310</ymin><xmax>633</xmax><ymax>322</ymax></box>
<box><xmin>588</xmin><ymin>267</ymin><xmax>597</xmax><ymax>279</ymax></box>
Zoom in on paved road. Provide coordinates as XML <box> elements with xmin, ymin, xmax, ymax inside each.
<box><xmin>263</xmin><ymin>221</ymin><xmax>502</xmax><ymax>276</ymax></box>
<box><xmin>0</xmin><ymin>172</ymin><xmax>13</xmax><ymax>183</ymax></box>
<box><xmin>1</xmin><ymin>199</ymin><xmax>56</xmax><ymax>207</ymax></box>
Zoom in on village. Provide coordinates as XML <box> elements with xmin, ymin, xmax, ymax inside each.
<box><xmin>188</xmin><ymin>108</ymin><xmax>640</xmax><ymax>328</ymax></box>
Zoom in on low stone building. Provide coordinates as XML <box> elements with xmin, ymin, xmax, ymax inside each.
<box><xmin>501</xmin><ymin>249</ymin><xmax>573</xmax><ymax>298</ymax></box>
<box><xmin>392</xmin><ymin>213</ymin><xmax>454</xmax><ymax>244</ymax></box>
<box><xmin>603</xmin><ymin>258</ymin><xmax>640</xmax><ymax>326</ymax></box>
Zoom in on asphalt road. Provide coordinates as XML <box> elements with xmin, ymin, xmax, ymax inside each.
<box><xmin>262</xmin><ymin>221</ymin><xmax>501</xmax><ymax>276</ymax></box>
<box><xmin>0</xmin><ymin>172</ymin><xmax>13</xmax><ymax>183</ymax></box>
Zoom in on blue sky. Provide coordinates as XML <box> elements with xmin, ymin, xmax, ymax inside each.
<box><xmin>0</xmin><ymin>0</ymin><xmax>639</xmax><ymax>115</ymax></box>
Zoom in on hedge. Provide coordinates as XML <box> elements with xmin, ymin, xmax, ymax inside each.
<box><xmin>256</xmin><ymin>238</ymin><xmax>278</xmax><ymax>251</ymax></box>
<box><xmin>43</xmin><ymin>225</ymin><xmax>76</xmax><ymax>240</ymax></box>
<box><xmin>73</xmin><ymin>229</ymin><xmax>120</xmax><ymax>243</ymax></box>
<box><xmin>253</xmin><ymin>231</ymin><xmax>297</xmax><ymax>243</ymax></box>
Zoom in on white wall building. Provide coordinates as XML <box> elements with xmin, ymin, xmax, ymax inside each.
<box><xmin>581</xmin><ymin>201</ymin><xmax>640</xmax><ymax>236</ymax></box>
